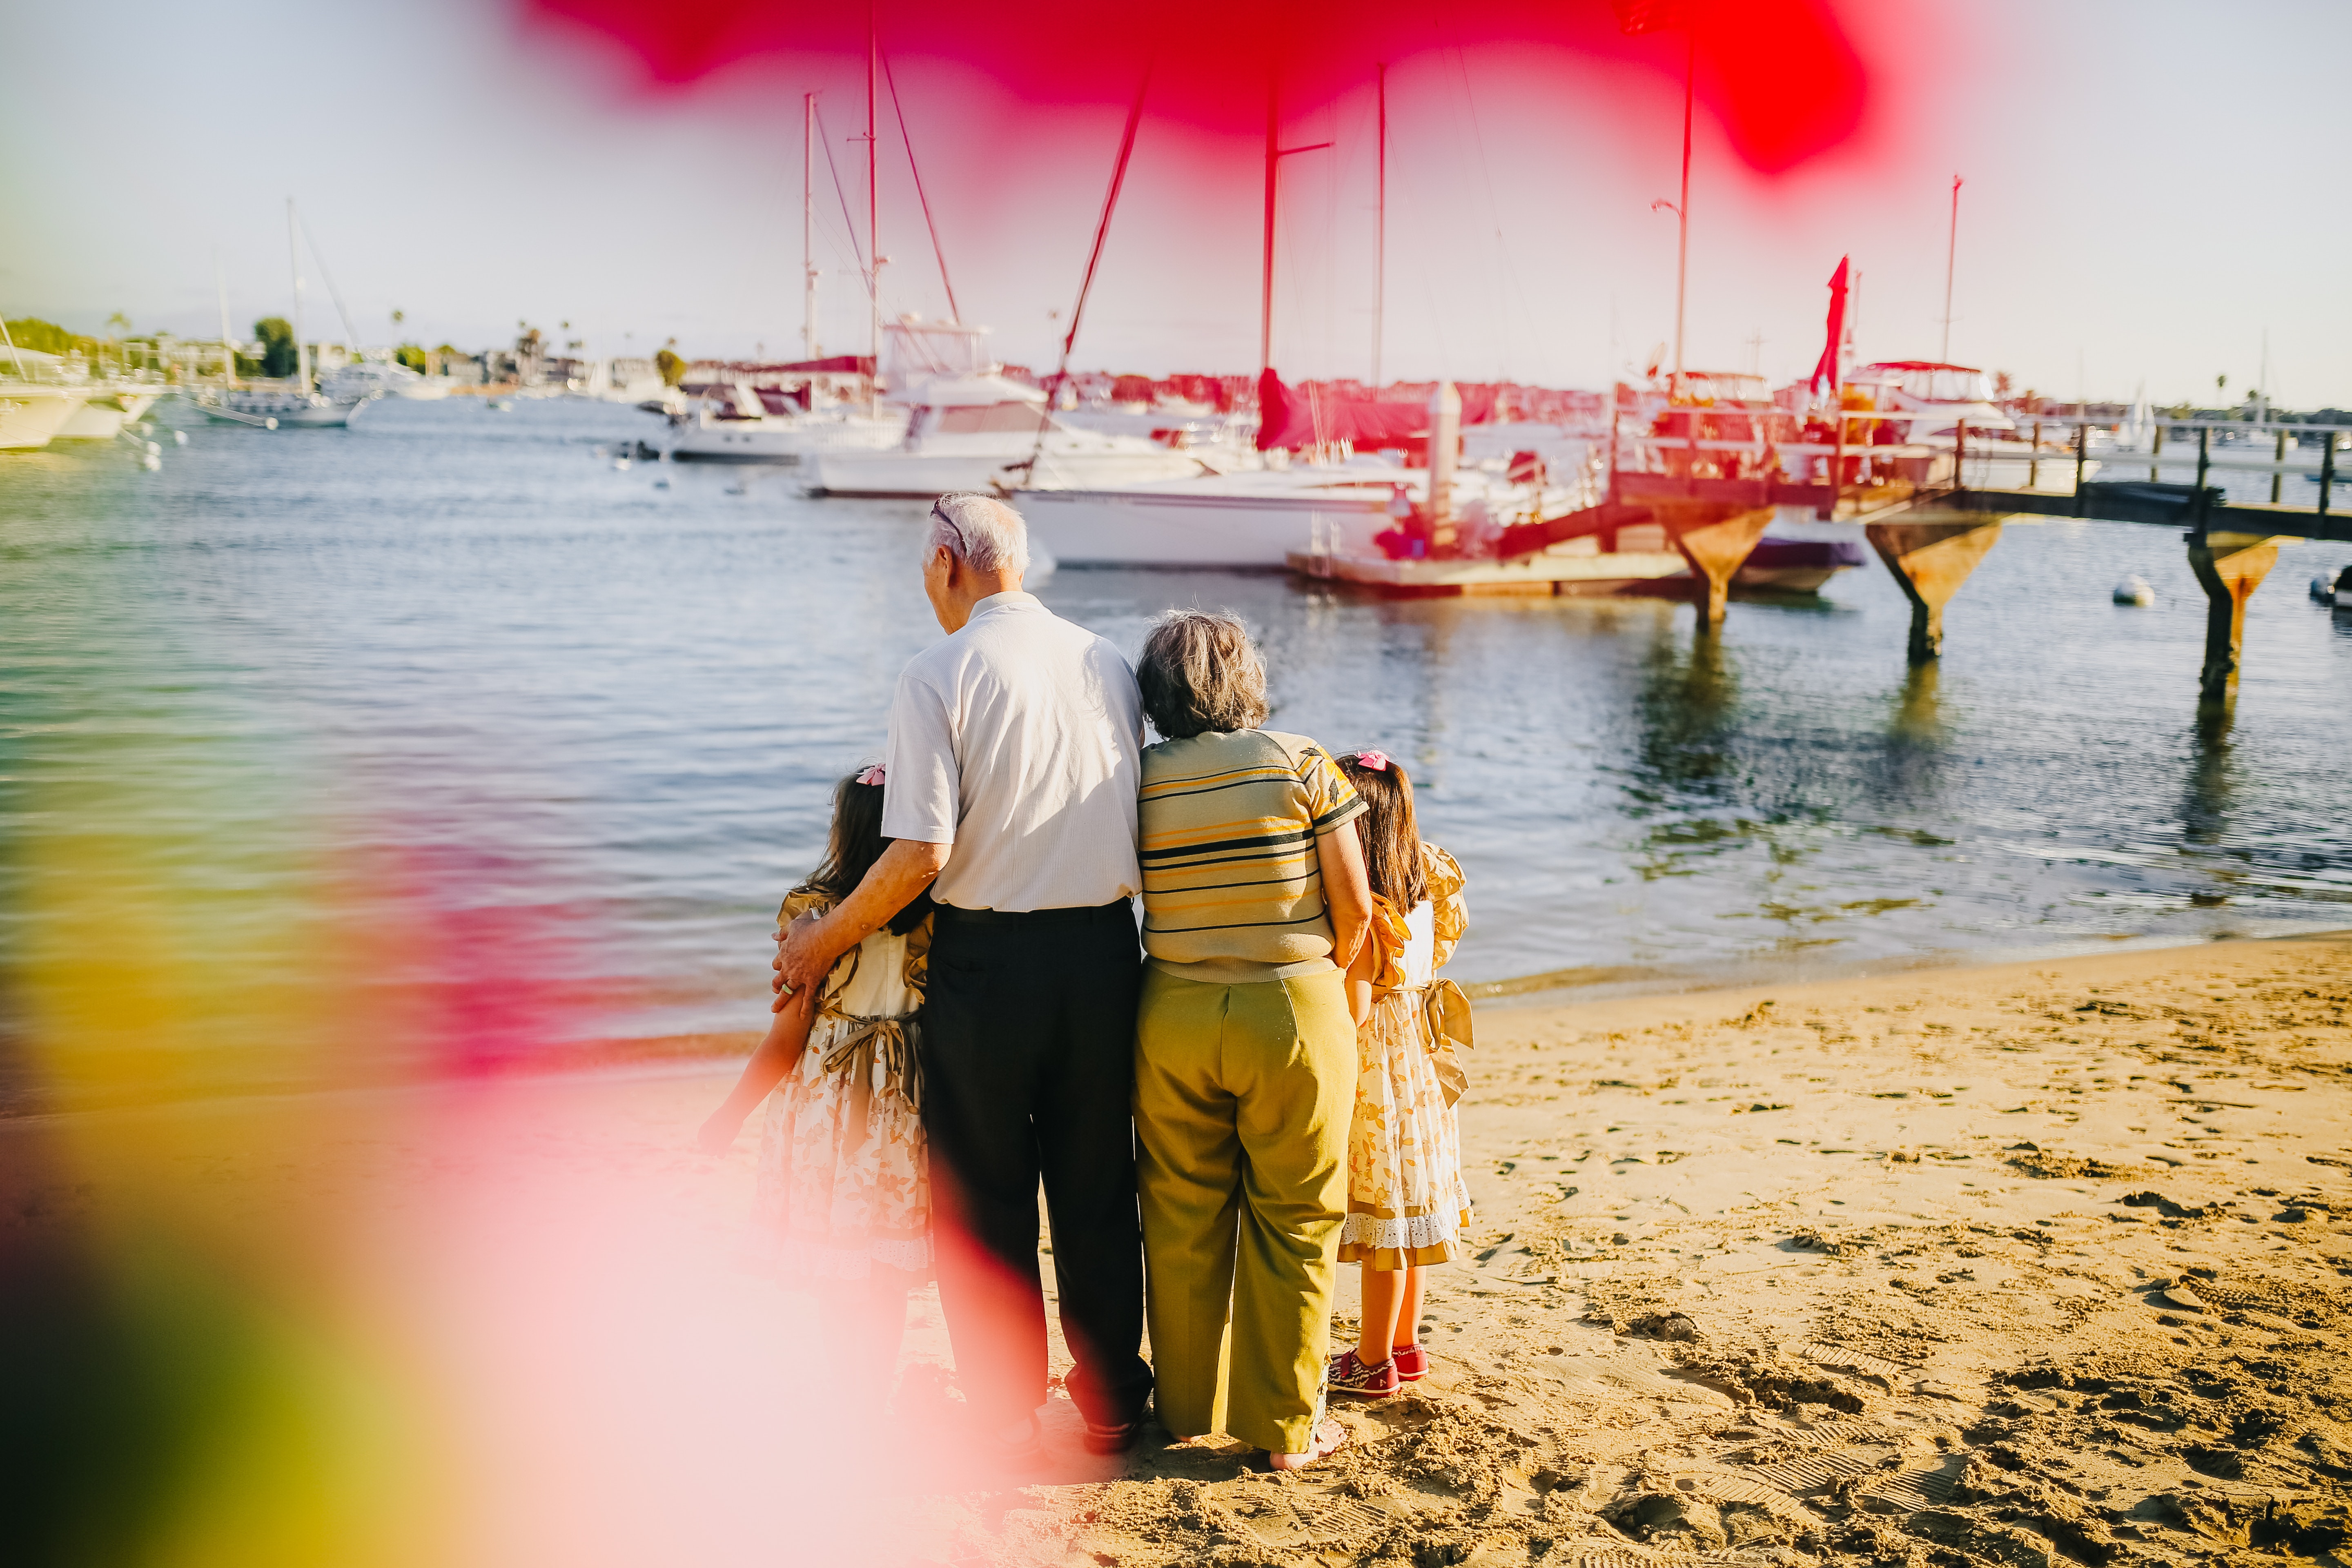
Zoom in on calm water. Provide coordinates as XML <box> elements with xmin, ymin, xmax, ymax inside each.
<box><xmin>4</xmin><ymin>398</ymin><xmax>2349</xmax><ymax>1102</ymax></box>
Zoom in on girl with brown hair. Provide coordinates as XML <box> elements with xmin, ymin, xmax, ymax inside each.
<box><xmin>1325</xmin><ymin>750</ymin><xmax>1472</xmax><ymax>1399</ymax></box>
<box><xmin>697</xmin><ymin>766</ymin><xmax>934</xmax><ymax>1402</ymax></box>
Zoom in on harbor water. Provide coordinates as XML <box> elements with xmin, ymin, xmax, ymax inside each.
<box><xmin>5</xmin><ymin>398</ymin><xmax>2349</xmax><ymax>1107</ymax></box>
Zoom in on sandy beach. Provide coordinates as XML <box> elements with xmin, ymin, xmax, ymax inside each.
<box><xmin>11</xmin><ymin>930</ymin><xmax>2348</xmax><ymax>1566</ymax></box>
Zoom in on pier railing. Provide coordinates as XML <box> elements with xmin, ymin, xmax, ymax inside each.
<box><xmin>1606</xmin><ymin>406</ymin><xmax>2352</xmax><ymax>539</ymax></box>
<box><xmin>1593</xmin><ymin>405</ymin><xmax>2348</xmax><ymax>704</ymax></box>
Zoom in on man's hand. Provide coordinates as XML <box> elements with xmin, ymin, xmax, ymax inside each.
<box><xmin>772</xmin><ymin>912</ymin><xmax>837</xmax><ymax>1009</ymax></box>
<box><xmin>770</xmin><ymin>839</ymin><xmax>950</xmax><ymax>1011</ymax></box>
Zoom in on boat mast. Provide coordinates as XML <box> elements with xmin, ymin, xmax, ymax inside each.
<box><xmin>1261</xmin><ymin>78</ymin><xmax>1278</xmax><ymax>379</ymax></box>
<box><xmin>1372</xmin><ymin>63</ymin><xmax>1386</xmax><ymax>390</ymax></box>
<box><xmin>287</xmin><ymin>197</ymin><xmax>309</xmax><ymax>392</ymax></box>
<box><xmin>215</xmin><ymin>247</ymin><xmax>235</xmax><ymax>385</ymax></box>
<box><xmin>804</xmin><ymin>91</ymin><xmax>819</xmax><ymax>361</ymax></box>
<box><xmin>1940</xmin><ymin>174</ymin><xmax>1962</xmax><ymax>363</ymax></box>
<box><xmin>866</xmin><ymin>0</ymin><xmax>880</xmax><ymax>418</ymax></box>
<box><xmin>1257</xmin><ymin>76</ymin><xmax>1330</xmax><ymax>383</ymax></box>
<box><xmin>1671</xmin><ymin>27</ymin><xmax>1690</xmax><ymax>392</ymax></box>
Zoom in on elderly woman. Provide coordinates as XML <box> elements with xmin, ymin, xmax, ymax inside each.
<box><xmin>1131</xmin><ymin>610</ymin><xmax>1373</xmax><ymax>1470</ymax></box>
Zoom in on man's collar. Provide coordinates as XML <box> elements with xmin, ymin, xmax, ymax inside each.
<box><xmin>969</xmin><ymin>590</ymin><xmax>1042</xmax><ymax>620</ymax></box>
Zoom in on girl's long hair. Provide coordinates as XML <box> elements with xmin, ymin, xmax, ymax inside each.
<box><xmin>795</xmin><ymin>770</ymin><xmax>932</xmax><ymax>935</ymax></box>
<box><xmin>1336</xmin><ymin>753</ymin><xmax>1426</xmax><ymax>909</ymax></box>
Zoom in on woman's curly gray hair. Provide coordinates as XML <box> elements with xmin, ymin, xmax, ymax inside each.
<box><xmin>1137</xmin><ymin>610</ymin><xmax>1270</xmax><ymax>739</ymax></box>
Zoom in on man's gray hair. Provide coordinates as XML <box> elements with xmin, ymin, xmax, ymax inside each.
<box><xmin>1136</xmin><ymin>609</ymin><xmax>1270</xmax><ymax>739</ymax></box>
<box><xmin>927</xmin><ymin>492</ymin><xmax>1030</xmax><ymax>577</ymax></box>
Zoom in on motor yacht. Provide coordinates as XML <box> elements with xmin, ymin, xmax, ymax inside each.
<box><xmin>0</xmin><ymin>382</ymin><xmax>91</xmax><ymax>450</ymax></box>
<box><xmin>55</xmin><ymin>384</ymin><xmax>163</xmax><ymax>440</ymax></box>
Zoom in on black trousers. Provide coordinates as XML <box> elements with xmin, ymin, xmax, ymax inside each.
<box><xmin>919</xmin><ymin>900</ymin><xmax>1154</xmax><ymax>1430</ymax></box>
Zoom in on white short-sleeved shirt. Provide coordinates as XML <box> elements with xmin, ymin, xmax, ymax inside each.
<box><xmin>880</xmin><ymin>591</ymin><xmax>1144</xmax><ymax>912</ymax></box>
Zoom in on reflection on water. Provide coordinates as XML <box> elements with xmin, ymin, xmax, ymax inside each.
<box><xmin>4</xmin><ymin>399</ymin><xmax>2350</xmax><ymax>1103</ymax></box>
<box><xmin>1633</xmin><ymin>622</ymin><xmax>1740</xmax><ymax>798</ymax></box>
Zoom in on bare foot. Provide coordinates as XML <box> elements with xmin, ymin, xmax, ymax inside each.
<box><xmin>1267</xmin><ymin>1417</ymin><xmax>1347</xmax><ymax>1471</ymax></box>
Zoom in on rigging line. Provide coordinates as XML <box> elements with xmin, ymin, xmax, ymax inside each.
<box><xmin>879</xmin><ymin>47</ymin><xmax>960</xmax><ymax>323</ymax></box>
<box><xmin>1019</xmin><ymin>54</ymin><xmax>1154</xmax><ymax>478</ymax></box>
<box><xmin>292</xmin><ymin>204</ymin><xmax>363</xmax><ymax>351</ymax></box>
<box><xmin>1441</xmin><ymin>27</ymin><xmax>1531</xmax><ymax>381</ymax></box>
<box><xmin>812</xmin><ymin>100</ymin><xmax>871</xmax><ymax>287</ymax></box>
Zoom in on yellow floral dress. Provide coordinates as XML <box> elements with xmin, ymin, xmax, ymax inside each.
<box><xmin>1338</xmin><ymin>844</ymin><xmax>1472</xmax><ymax>1270</ymax></box>
<box><xmin>753</xmin><ymin>890</ymin><xmax>932</xmax><ymax>1281</ymax></box>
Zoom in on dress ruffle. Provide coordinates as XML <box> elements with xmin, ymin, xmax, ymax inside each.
<box><xmin>753</xmin><ymin>910</ymin><xmax>932</xmax><ymax>1283</ymax></box>
<box><xmin>1338</xmin><ymin>920</ymin><xmax>1473</xmax><ymax>1270</ymax></box>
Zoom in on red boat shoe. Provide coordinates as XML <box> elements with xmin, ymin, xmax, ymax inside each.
<box><xmin>1327</xmin><ymin>1348</ymin><xmax>1401</xmax><ymax>1398</ymax></box>
<box><xmin>1391</xmin><ymin>1344</ymin><xmax>1426</xmax><ymax>1382</ymax></box>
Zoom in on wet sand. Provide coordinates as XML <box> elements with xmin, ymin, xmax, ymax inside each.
<box><xmin>9</xmin><ymin>931</ymin><xmax>2348</xmax><ymax>1566</ymax></box>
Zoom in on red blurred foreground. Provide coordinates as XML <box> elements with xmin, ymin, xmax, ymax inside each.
<box><xmin>526</xmin><ymin>0</ymin><xmax>1873</xmax><ymax>174</ymax></box>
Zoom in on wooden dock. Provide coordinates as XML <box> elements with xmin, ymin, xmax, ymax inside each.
<box><xmin>1284</xmin><ymin>545</ymin><xmax>1691</xmax><ymax>597</ymax></box>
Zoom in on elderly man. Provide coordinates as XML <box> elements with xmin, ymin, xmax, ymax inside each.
<box><xmin>773</xmin><ymin>492</ymin><xmax>1154</xmax><ymax>1461</ymax></box>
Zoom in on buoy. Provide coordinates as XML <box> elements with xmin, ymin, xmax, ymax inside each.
<box><xmin>172</xmin><ymin>429</ymin><xmax>188</xmax><ymax>445</ymax></box>
<box><xmin>2113</xmin><ymin>575</ymin><xmax>2154</xmax><ymax>606</ymax></box>
<box><xmin>2316</xmin><ymin>575</ymin><xmax>2339</xmax><ymax>604</ymax></box>
<box><xmin>146</xmin><ymin>440</ymin><xmax>162</xmax><ymax>457</ymax></box>
<box><xmin>141</xmin><ymin>453</ymin><xmax>161</xmax><ymax>471</ymax></box>
<box><xmin>264</xmin><ymin>417</ymin><xmax>278</xmax><ymax>430</ymax></box>
<box><xmin>612</xmin><ymin>456</ymin><xmax>632</xmax><ymax>471</ymax></box>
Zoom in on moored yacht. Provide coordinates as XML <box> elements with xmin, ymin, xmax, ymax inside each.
<box><xmin>192</xmin><ymin>381</ymin><xmax>373</xmax><ymax>428</ymax></box>
<box><xmin>194</xmin><ymin>198</ymin><xmax>380</xmax><ymax>429</ymax></box>
<box><xmin>0</xmin><ymin>346</ymin><xmax>156</xmax><ymax>442</ymax></box>
<box><xmin>1846</xmin><ymin>360</ymin><xmax>2096</xmax><ymax>490</ymax></box>
<box><xmin>1017</xmin><ymin>450</ymin><xmax>1592</xmax><ymax>569</ymax></box>
<box><xmin>0</xmin><ymin>383</ymin><xmax>91</xmax><ymax>450</ymax></box>
<box><xmin>807</xmin><ymin>372</ymin><xmax>1207</xmax><ymax>498</ymax></box>
<box><xmin>55</xmin><ymin>384</ymin><xmax>163</xmax><ymax>440</ymax></box>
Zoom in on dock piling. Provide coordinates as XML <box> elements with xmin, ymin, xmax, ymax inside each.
<box><xmin>1865</xmin><ymin>512</ymin><xmax>2005</xmax><ymax>663</ymax></box>
<box><xmin>2186</xmin><ymin>531</ymin><xmax>2282</xmax><ymax>702</ymax></box>
<box><xmin>1652</xmin><ymin>501</ymin><xmax>1774</xmax><ymax>623</ymax></box>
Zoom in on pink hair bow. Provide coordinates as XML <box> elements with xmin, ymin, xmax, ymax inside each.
<box><xmin>856</xmin><ymin>764</ymin><xmax>886</xmax><ymax>787</ymax></box>
<box><xmin>1356</xmin><ymin>750</ymin><xmax>1390</xmax><ymax>771</ymax></box>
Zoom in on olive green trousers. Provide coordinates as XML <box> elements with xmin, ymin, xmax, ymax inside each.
<box><xmin>1133</xmin><ymin>964</ymin><xmax>1355</xmax><ymax>1455</ymax></box>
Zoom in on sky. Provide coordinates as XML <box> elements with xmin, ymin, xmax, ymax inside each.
<box><xmin>4</xmin><ymin>0</ymin><xmax>2349</xmax><ymax>406</ymax></box>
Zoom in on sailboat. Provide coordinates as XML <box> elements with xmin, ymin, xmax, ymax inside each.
<box><xmin>784</xmin><ymin>27</ymin><xmax>1192</xmax><ymax>496</ymax></box>
<box><xmin>670</xmin><ymin>90</ymin><xmax>908</xmax><ymax>464</ymax></box>
<box><xmin>192</xmin><ymin>201</ymin><xmax>379</xmax><ymax>429</ymax></box>
<box><xmin>1015</xmin><ymin>69</ymin><xmax>1565</xmax><ymax>566</ymax></box>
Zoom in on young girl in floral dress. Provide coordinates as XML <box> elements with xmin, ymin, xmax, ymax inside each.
<box><xmin>1325</xmin><ymin>751</ymin><xmax>1472</xmax><ymax>1398</ymax></box>
<box><xmin>699</xmin><ymin>766</ymin><xmax>932</xmax><ymax>1401</ymax></box>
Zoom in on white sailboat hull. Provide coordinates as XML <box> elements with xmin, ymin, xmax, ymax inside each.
<box><xmin>1020</xmin><ymin>484</ymin><xmax>1396</xmax><ymax>568</ymax></box>
<box><xmin>0</xmin><ymin>387</ymin><xmax>89</xmax><ymax>450</ymax></box>
<box><xmin>194</xmin><ymin>387</ymin><xmax>367</xmax><ymax>428</ymax></box>
<box><xmin>668</xmin><ymin>415</ymin><xmax>905</xmax><ymax>465</ymax></box>
<box><xmin>810</xmin><ymin>445</ymin><xmax>1204</xmax><ymax>499</ymax></box>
